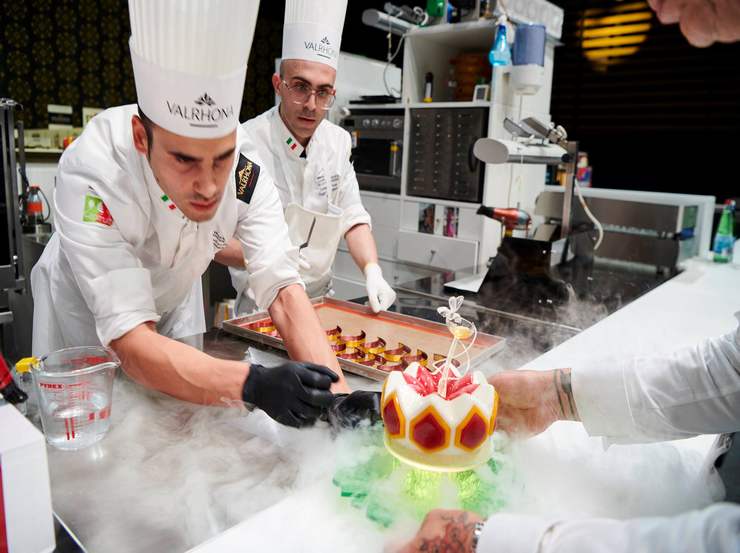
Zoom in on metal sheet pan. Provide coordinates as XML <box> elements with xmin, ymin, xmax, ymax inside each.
<box><xmin>222</xmin><ymin>297</ymin><xmax>506</xmax><ymax>381</ymax></box>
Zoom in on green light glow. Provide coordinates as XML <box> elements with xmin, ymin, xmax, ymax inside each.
<box><xmin>332</xmin><ymin>426</ymin><xmax>508</xmax><ymax>527</ymax></box>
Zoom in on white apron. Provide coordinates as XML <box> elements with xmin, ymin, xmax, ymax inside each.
<box><xmin>235</xmin><ymin>130</ymin><xmax>345</xmax><ymax>314</ymax></box>
<box><xmin>285</xmin><ymin>155</ymin><xmax>345</xmax><ymax>297</ymax></box>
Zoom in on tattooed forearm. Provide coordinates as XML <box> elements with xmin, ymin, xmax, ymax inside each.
<box><xmin>418</xmin><ymin>512</ymin><xmax>478</xmax><ymax>553</ymax></box>
<box><xmin>554</xmin><ymin>368</ymin><xmax>580</xmax><ymax>421</ymax></box>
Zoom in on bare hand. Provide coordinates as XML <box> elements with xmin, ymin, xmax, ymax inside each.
<box><xmin>396</xmin><ymin>510</ymin><xmax>482</xmax><ymax>553</ymax></box>
<box><xmin>489</xmin><ymin>369</ymin><xmax>579</xmax><ymax>438</ymax></box>
<box><xmin>648</xmin><ymin>0</ymin><xmax>740</xmax><ymax>47</ymax></box>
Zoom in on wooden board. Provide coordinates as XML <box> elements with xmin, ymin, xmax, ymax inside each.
<box><xmin>222</xmin><ymin>297</ymin><xmax>506</xmax><ymax>382</ymax></box>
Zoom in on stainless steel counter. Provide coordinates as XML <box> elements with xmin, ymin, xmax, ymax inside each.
<box><xmin>48</xmin><ymin>325</ymin><xmax>384</xmax><ymax>553</ymax></box>
<box><xmin>46</xmin><ymin>261</ymin><xmax>668</xmax><ymax>552</ymax></box>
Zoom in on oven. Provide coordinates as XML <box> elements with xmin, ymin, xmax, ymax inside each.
<box><xmin>340</xmin><ymin>109</ymin><xmax>404</xmax><ymax>194</ymax></box>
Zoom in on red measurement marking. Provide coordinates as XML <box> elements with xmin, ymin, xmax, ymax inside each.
<box><xmin>64</xmin><ymin>418</ymin><xmax>77</xmax><ymax>440</ymax></box>
<box><xmin>99</xmin><ymin>407</ymin><xmax>110</xmax><ymax>420</ymax></box>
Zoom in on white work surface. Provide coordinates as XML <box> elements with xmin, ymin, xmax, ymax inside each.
<box><xmin>190</xmin><ymin>259</ymin><xmax>740</xmax><ymax>552</ymax></box>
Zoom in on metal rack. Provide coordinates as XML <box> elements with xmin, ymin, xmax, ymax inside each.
<box><xmin>1</xmin><ymin>98</ymin><xmax>28</xmax><ymax>356</ymax></box>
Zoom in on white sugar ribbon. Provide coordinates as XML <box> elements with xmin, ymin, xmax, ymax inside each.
<box><xmin>429</xmin><ymin>296</ymin><xmax>478</xmax><ymax>397</ymax></box>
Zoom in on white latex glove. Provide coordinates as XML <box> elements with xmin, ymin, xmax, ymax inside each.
<box><xmin>364</xmin><ymin>262</ymin><xmax>397</xmax><ymax>313</ymax></box>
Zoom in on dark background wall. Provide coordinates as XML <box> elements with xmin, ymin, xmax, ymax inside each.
<box><xmin>1</xmin><ymin>0</ymin><xmax>738</xmax><ymax>201</ymax></box>
<box><xmin>0</xmin><ymin>0</ymin><xmax>286</xmax><ymax>126</ymax></box>
<box><xmin>551</xmin><ymin>0</ymin><xmax>740</xmax><ymax>203</ymax></box>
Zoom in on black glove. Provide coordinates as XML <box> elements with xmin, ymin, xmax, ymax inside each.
<box><xmin>325</xmin><ymin>390</ymin><xmax>382</xmax><ymax>429</ymax></box>
<box><xmin>242</xmin><ymin>362</ymin><xmax>338</xmax><ymax>428</ymax></box>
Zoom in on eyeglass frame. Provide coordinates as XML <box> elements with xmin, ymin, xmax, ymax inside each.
<box><xmin>280</xmin><ymin>79</ymin><xmax>337</xmax><ymax>110</ymax></box>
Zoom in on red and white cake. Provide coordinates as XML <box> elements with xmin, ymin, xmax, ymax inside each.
<box><xmin>381</xmin><ymin>362</ymin><xmax>499</xmax><ymax>471</ymax></box>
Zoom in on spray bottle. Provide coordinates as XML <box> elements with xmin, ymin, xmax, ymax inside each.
<box><xmin>489</xmin><ymin>16</ymin><xmax>511</xmax><ymax>67</ymax></box>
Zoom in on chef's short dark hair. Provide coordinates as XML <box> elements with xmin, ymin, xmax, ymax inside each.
<box><xmin>137</xmin><ymin>105</ymin><xmax>154</xmax><ymax>154</ymax></box>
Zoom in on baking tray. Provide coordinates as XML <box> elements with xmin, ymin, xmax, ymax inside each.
<box><xmin>222</xmin><ymin>296</ymin><xmax>506</xmax><ymax>382</ymax></box>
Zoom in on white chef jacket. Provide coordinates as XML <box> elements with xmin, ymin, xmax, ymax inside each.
<box><xmin>31</xmin><ymin>105</ymin><xmax>300</xmax><ymax>355</ymax></box>
<box><xmin>241</xmin><ymin>106</ymin><xmax>371</xmax><ymax>234</ymax></box>
<box><xmin>229</xmin><ymin>106</ymin><xmax>372</xmax><ymax>304</ymax></box>
<box><xmin>477</xmin><ymin>313</ymin><xmax>740</xmax><ymax>553</ymax></box>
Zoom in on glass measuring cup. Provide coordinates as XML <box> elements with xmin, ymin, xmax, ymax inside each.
<box><xmin>32</xmin><ymin>346</ymin><xmax>119</xmax><ymax>451</ymax></box>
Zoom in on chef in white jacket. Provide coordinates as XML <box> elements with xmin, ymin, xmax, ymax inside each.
<box><xmin>31</xmin><ymin>0</ymin><xmax>350</xmax><ymax>428</ymax></box>
<box><xmin>398</xmin><ymin>314</ymin><xmax>740</xmax><ymax>552</ymax></box>
<box><xmin>222</xmin><ymin>0</ymin><xmax>396</xmax><ymax>315</ymax></box>
<box><xmin>400</xmin><ymin>4</ymin><xmax>740</xmax><ymax>549</ymax></box>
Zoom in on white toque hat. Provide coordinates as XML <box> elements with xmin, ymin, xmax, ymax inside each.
<box><xmin>282</xmin><ymin>0</ymin><xmax>347</xmax><ymax>70</ymax></box>
<box><xmin>128</xmin><ymin>0</ymin><xmax>260</xmax><ymax>139</ymax></box>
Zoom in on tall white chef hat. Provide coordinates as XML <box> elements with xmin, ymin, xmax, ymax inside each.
<box><xmin>282</xmin><ymin>0</ymin><xmax>347</xmax><ymax>71</ymax></box>
<box><xmin>128</xmin><ymin>0</ymin><xmax>260</xmax><ymax>139</ymax></box>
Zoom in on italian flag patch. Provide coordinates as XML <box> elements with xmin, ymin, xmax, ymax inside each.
<box><xmin>286</xmin><ymin>137</ymin><xmax>298</xmax><ymax>151</ymax></box>
<box><xmin>82</xmin><ymin>194</ymin><xmax>113</xmax><ymax>226</ymax></box>
<box><xmin>160</xmin><ymin>194</ymin><xmax>177</xmax><ymax>211</ymax></box>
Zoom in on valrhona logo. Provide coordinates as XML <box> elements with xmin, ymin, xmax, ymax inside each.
<box><xmin>304</xmin><ymin>36</ymin><xmax>335</xmax><ymax>60</ymax></box>
<box><xmin>166</xmin><ymin>92</ymin><xmax>233</xmax><ymax>128</ymax></box>
<box><xmin>194</xmin><ymin>93</ymin><xmax>216</xmax><ymax>107</ymax></box>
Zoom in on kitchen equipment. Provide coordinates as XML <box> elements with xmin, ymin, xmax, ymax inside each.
<box><xmin>33</xmin><ymin>346</ymin><xmax>118</xmax><ymax>450</ymax></box>
<box><xmin>222</xmin><ymin>296</ymin><xmax>505</xmax><ymax>382</ymax></box>
<box><xmin>477</xmin><ymin>206</ymin><xmax>532</xmax><ymax>235</ymax></box>
<box><xmin>511</xmin><ymin>23</ymin><xmax>547</xmax><ymax>95</ymax></box>
<box><xmin>1</xmin><ymin>99</ymin><xmax>26</xmax><ymax>297</ymax></box>
<box><xmin>535</xmin><ymin>188</ymin><xmax>703</xmax><ymax>273</ymax></box>
<box><xmin>1</xmin><ymin>99</ymin><xmax>29</xmax><ymax>360</ymax></box>
<box><xmin>341</xmin><ymin>109</ymin><xmax>404</xmax><ymax>194</ymax></box>
<box><xmin>407</xmin><ymin>107</ymin><xmax>488</xmax><ymax>202</ymax></box>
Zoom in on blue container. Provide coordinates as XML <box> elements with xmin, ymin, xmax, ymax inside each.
<box><xmin>513</xmin><ymin>23</ymin><xmax>546</xmax><ymax>66</ymax></box>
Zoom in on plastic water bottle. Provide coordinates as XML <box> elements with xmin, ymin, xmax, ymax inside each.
<box><xmin>426</xmin><ymin>0</ymin><xmax>445</xmax><ymax>18</ymax></box>
<box><xmin>713</xmin><ymin>200</ymin><xmax>736</xmax><ymax>263</ymax></box>
<box><xmin>489</xmin><ymin>16</ymin><xmax>511</xmax><ymax>67</ymax></box>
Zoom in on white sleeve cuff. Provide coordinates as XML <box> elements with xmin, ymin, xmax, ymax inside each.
<box><xmin>97</xmin><ymin>312</ymin><xmax>161</xmax><ymax>346</ymax></box>
<box><xmin>571</xmin><ymin>357</ymin><xmax>635</xmax><ymax>440</ymax></box>
<box><xmin>247</xmin><ymin>246</ymin><xmax>304</xmax><ymax>310</ymax></box>
<box><xmin>228</xmin><ymin>266</ymin><xmax>250</xmax><ymax>295</ymax></box>
<box><xmin>87</xmin><ymin>267</ymin><xmax>160</xmax><ymax>345</ymax></box>
<box><xmin>479</xmin><ymin>514</ymin><xmax>557</xmax><ymax>553</ymax></box>
<box><xmin>342</xmin><ymin>204</ymin><xmax>372</xmax><ymax>235</ymax></box>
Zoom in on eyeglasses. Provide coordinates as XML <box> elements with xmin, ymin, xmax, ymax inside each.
<box><xmin>281</xmin><ymin>80</ymin><xmax>336</xmax><ymax>110</ymax></box>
